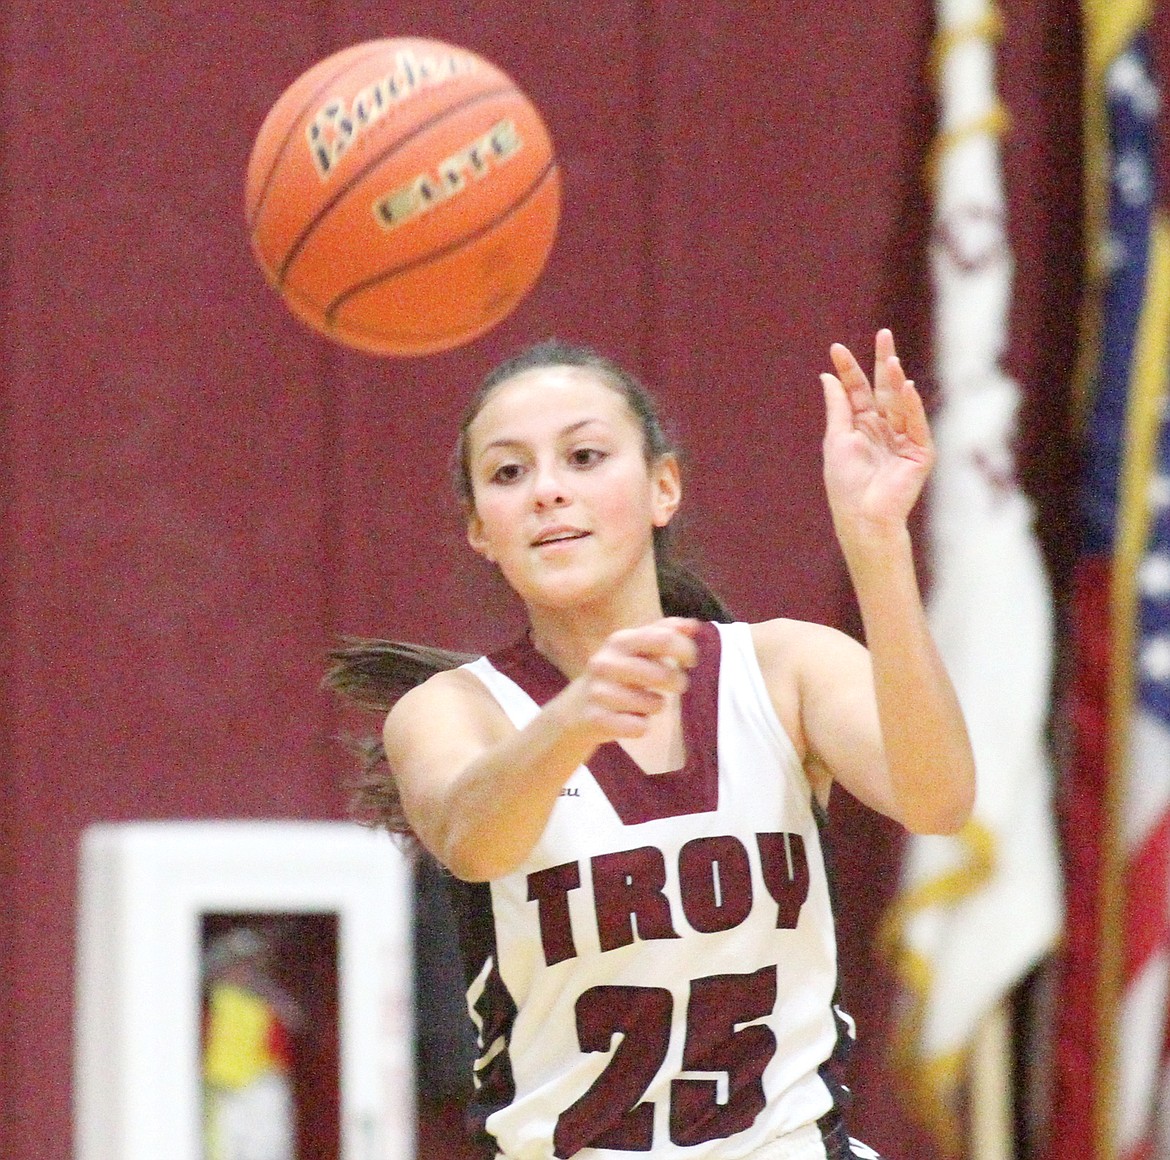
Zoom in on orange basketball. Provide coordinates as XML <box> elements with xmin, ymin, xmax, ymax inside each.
<box><xmin>244</xmin><ymin>38</ymin><xmax>561</xmax><ymax>357</ymax></box>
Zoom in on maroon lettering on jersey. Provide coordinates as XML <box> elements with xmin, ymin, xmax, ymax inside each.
<box><xmin>527</xmin><ymin>861</ymin><xmax>582</xmax><ymax>966</ymax></box>
<box><xmin>677</xmin><ymin>835</ymin><xmax>753</xmax><ymax>934</ymax></box>
<box><xmin>553</xmin><ymin>984</ymin><xmax>672</xmax><ymax>1156</ymax></box>
<box><xmin>756</xmin><ymin>832</ymin><xmax>810</xmax><ymax>928</ymax></box>
<box><xmin>592</xmin><ymin>846</ymin><xmax>680</xmax><ymax>951</ymax></box>
<box><xmin>669</xmin><ymin>966</ymin><xmax>778</xmax><ymax>1145</ymax></box>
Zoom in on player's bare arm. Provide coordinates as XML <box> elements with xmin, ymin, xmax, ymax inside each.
<box><xmin>774</xmin><ymin>329</ymin><xmax>976</xmax><ymax>834</ymax></box>
<box><xmin>385</xmin><ymin>618</ymin><xmax>698</xmax><ymax>880</ymax></box>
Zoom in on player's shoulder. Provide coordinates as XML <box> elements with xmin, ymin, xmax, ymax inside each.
<box><xmin>748</xmin><ymin>616</ymin><xmax>865</xmax><ymax>676</ymax></box>
<box><xmin>748</xmin><ymin>615</ymin><xmax>852</xmax><ymax>653</ymax></box>
<box><xmin>384</xmin><ymin>661</ymin><xmax>506</xmax><ymax>740</ymax></box>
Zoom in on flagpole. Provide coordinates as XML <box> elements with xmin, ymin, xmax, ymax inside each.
<box><xmin>969</xmin><ymin>1002</ymin><xmax>1013</xmax><ymax>1160</ymax></box>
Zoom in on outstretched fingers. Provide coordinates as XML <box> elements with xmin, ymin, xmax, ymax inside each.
<box><xmin>825</xmin><ymin>330</ymin><xmax>928</xmax><ymax>451</ymax></box>
<box><xmin>874</xmin><ymin>332</ymin><xmax>931</xmax><ymax>453</ymax></box>
<box><xmin>894</xmin><ymin>374</ymin><xmax>932</xmax><ymax>457</ymax></box>
<box><xmin>872</xmin><ymin>328</ymin><xmax>897</xmax><ymax>409</ymax></box>
<box><xmin>820</xmin><ymin>371</ymin><xmax>855</xmax><ymax>443</ymax></box>
<box><xmin>829</xmin><ymin>341</ymin><xmax>875</xmax><ymax>420</ymax></box>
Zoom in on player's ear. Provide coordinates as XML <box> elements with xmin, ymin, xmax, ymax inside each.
<box><xmin>651</xmin><ymin>453</ymin><xmax>681</xmax><ymax>528</ymax></box>
<box><xmin>466</xmin><ymin>513</ymin><xmax>495</xmax><ymax>563</ymax></box>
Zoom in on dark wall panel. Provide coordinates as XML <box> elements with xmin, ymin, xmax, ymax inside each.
<box><xmin>3</xmin><ymin>5</ymin><xmax>341</xmax><ymax>1151</ymax></box>
<box><xmin>645</xmin><ymin>0</ymin><xmax>938</xmax><ymax>629</ymax></box>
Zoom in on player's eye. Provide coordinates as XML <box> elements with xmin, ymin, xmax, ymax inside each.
<box><xmin>490</xmin><ymin>462</ymin><xmax>524</xmax><ymax>485</ymax></box>
<box><xmin>568</xmin><ymin>447</ymin><xmax>605</xmax><ymax>468</ymax></box>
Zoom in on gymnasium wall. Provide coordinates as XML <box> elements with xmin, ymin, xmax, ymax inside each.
<box><xmin>0</xmin><ymin>3</ymin><xmax>1081</xmax><ymax>1159</ymax></box>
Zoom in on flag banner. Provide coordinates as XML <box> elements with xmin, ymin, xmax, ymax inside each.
<box><xmin>881</xmin><ymin>0</ymin><xmax>1063</xmax><ymax>1152</ymax></box>
<box><xmin>1050</xmin><ymin>7</ymin><xmax>1170</xmax><ymax>1158</ymax></box>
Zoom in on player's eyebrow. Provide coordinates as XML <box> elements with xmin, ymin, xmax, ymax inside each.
<box><xmin>480</xmin><ymin>418</ymin><xmax>608</xmax><ymax>453</ymax></box>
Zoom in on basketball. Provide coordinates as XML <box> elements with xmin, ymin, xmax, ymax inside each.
<box><xmin>244</xmin><ymin>38</ymin><xmax>561</xmax><ymax>357</ymax></box>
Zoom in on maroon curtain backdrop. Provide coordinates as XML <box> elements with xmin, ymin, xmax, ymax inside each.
<box><xmin>0</xmin><ymin>3</ymin><xmax>1080</xmax><ymax>1159</ymax></box>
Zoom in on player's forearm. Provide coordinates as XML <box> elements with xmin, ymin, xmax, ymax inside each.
<box><xmin>421</xmin><ymin>688</ymin><xmax>606</xmax><ymax>881</ymax></box>
<box><xmin>843</xmin><ymin>528</ymin><xmax>976</xmax><ymax>834</ymax></box>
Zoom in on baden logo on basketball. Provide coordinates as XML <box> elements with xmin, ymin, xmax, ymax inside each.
<box><xmin>307</xmin><ymin>48</ymin><xmax>477</xmax><ymax>179</ymax></box>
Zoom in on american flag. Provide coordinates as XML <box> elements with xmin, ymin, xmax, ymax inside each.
<box><xmin>1129</xmin><ymin>396</ymin><xmax>1170</xmax><ymax>1160</ymax></box>
<box><xmin>1049</xmin><ymin>18</ymin><xmax>1170</xmax><ymax>1160</ymax></box>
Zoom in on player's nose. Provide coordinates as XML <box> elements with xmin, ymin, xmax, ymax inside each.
<box><xmin>531</xmin><ymin>461</ymin><xmax>570</xmax><ymax>508</ymax></box>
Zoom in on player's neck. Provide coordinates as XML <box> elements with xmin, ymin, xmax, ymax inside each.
<box><xmin>526</xmin><ymin>583</ymin><xmax>665</xmax><ymax>680</ymax></box>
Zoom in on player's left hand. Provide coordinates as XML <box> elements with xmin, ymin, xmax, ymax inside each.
<box><xmin>820</xmin><ymin>328</ymin><xmax>934</xmax><ymax>543</ymax></box>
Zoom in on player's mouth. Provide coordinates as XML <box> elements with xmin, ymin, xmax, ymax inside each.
<box><xmin>531</xmin><ymin>526</ymin><xmax>590</xmax><ymax>548</ymax></box>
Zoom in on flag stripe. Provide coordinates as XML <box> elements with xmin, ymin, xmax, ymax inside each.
<box><xmin>1122</xmin><ymin>814</ymin><xmax>1170</xmax><ymax>980</ymax></box>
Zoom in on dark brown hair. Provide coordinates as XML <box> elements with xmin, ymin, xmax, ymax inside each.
<box><xmin>325</xmin><ymin>339</ymin><xmax>731</xmax><ymax>836</ymax></box>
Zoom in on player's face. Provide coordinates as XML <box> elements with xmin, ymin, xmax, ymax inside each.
<box><xmin>463</xmin><ymin>367</ymin><xmax>680</xmax><ymax>611</ymax></box>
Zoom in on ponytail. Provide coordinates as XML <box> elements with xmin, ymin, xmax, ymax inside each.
<box><xmin>323</xmin><ymin>639</ymin><xmax>473</xmax><ymax>838</ymax></box>
<box><xmin>324</xmin><ymin>638</ymin><xmax>473</xmax><ymax>711</ymax></box>
<box><xmin>652</xmin><ymin>525</ymin><xmax>733</xmax><ymax>623</ymax></box>
<box><xmin>657</xmin><ymin>557</ymin><xmax>734</xmax><ymax>622</ymax></box>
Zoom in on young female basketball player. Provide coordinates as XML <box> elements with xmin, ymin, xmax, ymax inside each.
<box><xmin>329</xmin><ymin>330</ymin><xmax>975</xmax><ymax>1160</ymax></box>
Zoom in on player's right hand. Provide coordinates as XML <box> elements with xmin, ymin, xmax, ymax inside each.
<box><xmin>565</xmin><ymin>617</ymin><xmax>700</xmax><ymax>741</ymax></box>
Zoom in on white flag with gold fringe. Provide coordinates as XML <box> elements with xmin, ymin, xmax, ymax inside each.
<box><xmin>881</xmin><ymin>0</ymin><xmax>1064</xmax><ymax>1153</ymax></box>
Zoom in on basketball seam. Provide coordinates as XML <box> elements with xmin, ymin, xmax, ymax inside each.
<box><xmin>320</xmin><ymin>159</ymin><xmax>560</xmax><ymax>334</ymax></box>
<box><xmin>245</xmin><ymin>42</ymin><xmax>392</xmax><ymax>234</ymax></box>
<box><xmin>271</xmin><ymin>84</ymin><xmax>518</xmax><ymax>285</ymax></box>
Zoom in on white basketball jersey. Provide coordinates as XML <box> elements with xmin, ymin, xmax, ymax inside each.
<box><xmin>445</xmin><ymin>621</ymin><xmax>854</xmax><ymax>1160</ymax></box>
